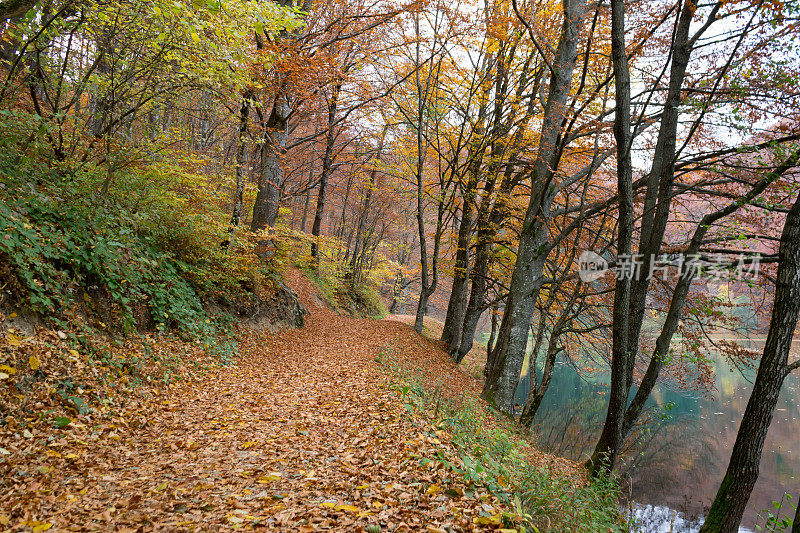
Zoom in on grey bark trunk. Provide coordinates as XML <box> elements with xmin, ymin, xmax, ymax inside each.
<box><xmin>587</xmin><ymin>0</ymin><xmax>634</xmax><ymax>478</ymax></box>
<box><xmin>700</xmin><ymin>189</ymin><xmax>800</xmax><ymax>532</ymax></box>
<box><xmin>441</xmin><ymin>203</ymin><xmax>471</xmax><ymax>349</ymax></box>
<box><xmin>481</xmin><ymin>0</ymin><xmax>587</xmax><ymax>413</ymax></box>
<box><xmin>442</xmin><ymin>100</ymin><xmax>486</xmax><ymax>349</ymax></box>
<box><xmin>251</xmin><ymin>96</ymin><xmax>288</xmax><ymax>232</ymax></box>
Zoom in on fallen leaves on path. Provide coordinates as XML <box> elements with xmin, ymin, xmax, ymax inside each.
<box><xmin>0</xmin><ymin>269</ymin><xmax>553</xmax><ymax>531</ymax></box>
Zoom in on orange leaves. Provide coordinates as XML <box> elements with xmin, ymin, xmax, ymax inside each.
<box><xmin>0</xmin><ymin>268</ymin><xmax>528</xmax><ymax>530</ymax></box>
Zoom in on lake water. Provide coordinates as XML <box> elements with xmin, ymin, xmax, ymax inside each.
<box><xmin>514</xmin><ymin>336</ymin><xmax>800</xmax><ymax>530</ymax></box>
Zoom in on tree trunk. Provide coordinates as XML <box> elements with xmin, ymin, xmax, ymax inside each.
<box><xmin>351</xmin><ymin>126</ymin><xmax>387</xmax><ymax>277</ymax></box>
<box><xmin>300</xmin><ymin>183</ymin><xmax>311</xmax><ymax>233</ymax></box>
<box><xmin>249</xmin><ymin>0</ymin><xmax>311</xmax><ymax>231</ymax></box>
<box><xmin>412</xmin><ymin>11</ymin><xmax>438</xmax><ymax>334</ymax></box>
<box><xmin>228</xmin><ymin>95</ymin><xmax>250</xmax><ymax>247</ymax></box>
<box><xmin>251</xmin><ymin>96</ymin><xmax>288</xmax><ymax>232</ymax></box>
<box><xmin>587</xmin><ymin>0</ymin><xmax>634</xmax><ymax>478</ymax></box>
<box><xmin>700</xmin><ymin>189</ymin><xmax>800</xmax><ymax>532</ymax></box>
<box><xmin>793</xmin><ymin>500</ymin><xmax>800</xmax><ymax>533</ymax></box>
<box><xmin>441</xmin><ymin>203</ymin><xmax>471</xmax><ymax>349</ymax></box>
<box><xmin>485</xmin><ymin>302</ymin><xmax>498</xmax><ymax>360</ymax></box>
<box><xmin>519</xmin><ymin>343</ymin><xmax>557</xmax><ymax>427</ymax></box>
<box><xmin>481</xmin><ymin>0</ymin><xmax>587</xmax><ymax>413</ymax></box>
<box><xmin>441</xmin><ymin>100</ymin><xmax>486</xmax><ymax>349</ymax></box>
<box><xmin>0</xmin><ymin>0</ymin><xmax>36</xmax><ymax>20</ymax></box>
<box><xmin>310</xmin><ymin>84</ymin><xmax>341</xmax><ymax>259</ymax></box>
<box><xmin>455</xmin><ymin>169</ymin><xmax>515</xmax><ymax>362</ymax></box>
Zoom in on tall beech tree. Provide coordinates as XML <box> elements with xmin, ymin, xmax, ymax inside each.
<box><xmin>481</xmin><ymin>0</ymin><xmax>589</xmax><ymax>411</ymax></box>
<box><xmin>701</xmin><ymin>180</ymin><xmax>800</xmax><ymax>532</ymax></box>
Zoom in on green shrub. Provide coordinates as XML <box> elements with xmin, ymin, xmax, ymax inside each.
<box><xmin>390</xmin><ymin>368</ymin><xmax>627</xmax><ymax>532</ymax></box>
<box><xmin>0</xmin><ymin>149</ymin><xmax>252</xmax><ymax>362</ymax></box>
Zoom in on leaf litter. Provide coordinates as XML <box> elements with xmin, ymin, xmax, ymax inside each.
<box><xmin>1</xmin><ymin>268</ymin><xmax>580</xmax><ymax>531</ymax></box>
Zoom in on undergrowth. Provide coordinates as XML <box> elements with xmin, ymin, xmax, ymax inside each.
<box><xmin>265</xmin><ymin>220</ymin><xmax>389</xmax><ymax>318</ymax></box>
<box><xmin>0</xmin><ymin>144</ymin><xmax>272</xmax><ymax>361</ymax></box>
<box><xmin>378</xmin><ymin>350</ymin><xmax>627</xmax><ymax>532</ymax></box>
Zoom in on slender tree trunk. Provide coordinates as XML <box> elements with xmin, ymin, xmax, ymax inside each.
<box><xmin>700</xmin><ymin>191</ymin><xmax>800</xmax><ymax>532</ymax></box>
<box><xmin>300</xmin><ymin>185</ymin><xmax>311</xmax><ymax>232</ymax></box>
<box><xmin>351</xmin><ymin>126</ymin><xmax>387</xmax><ymax>275</ymax></box>
<box><xmin>310</xmin><ymin>84</ymin><xmax>341</xmax><ymax>259</ymax></box>
<box><xmin>441</xmin><ymin>202</ymin><xmax>471</xmax><ymax>349</ymax></box>
<box><xmin>455</xmin><ymin>171</ymin><xmax>514</xmax><ymax>362</ymax></box>
<box><xmin>587</xmin><ymin>0</ymin><xmax>634</xmax><ymax>478</ymax></box>
<box><xmin>519</xmin><ymin>284</ymin><xmax>575</xmax><ymax>426</ymax></box>
<box><xmin>228</xmin><ymin>95</ymin><xmax>250</xmax><ymax>247</ymax></box>
<box><xmin>485</xmin><ymin>302</ymin><xmax>498</xmax><ymax>360</ymax></box>
<box><xmin>441</xmin><ymin>105</ymin><xmax>485</xmax><ymax>349</ymax></box>
<box><xmin>412</xmin><ymin>11</ymin><xmax>437</xmax><ymax>334</ymax></box>
<box><xmin>620</xmin><ymin>0</ymin><xmax>696</xmax><ymax>396</ymax></box>
<box><xmin>519</xmin><ymin>344</ymin><xmax>558</xmax><ymax>427</ymax></box>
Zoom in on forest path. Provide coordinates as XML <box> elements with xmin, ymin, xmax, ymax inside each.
<box><xmin>19</xmin><ymin>269</ymin><xmax>500</xmax><ymax>532</ymax></box>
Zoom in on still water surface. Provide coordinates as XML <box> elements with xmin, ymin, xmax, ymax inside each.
<box><xmin>515</xmin><ymin>337</ymin><xmax>800</xmax><ymax>530</ymax></box>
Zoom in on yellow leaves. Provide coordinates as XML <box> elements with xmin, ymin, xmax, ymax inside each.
<box><xmin>0</xmin><ymin>363</ymin><xmax>14</xmax><ymax>379</ymax></box>
<box><xmin>24</xmin><ymin>521</ymin><xmax>52</xmax><ymax>533</ymax></box>
<box><xmin>319</xmin><ymin>502</ymin><xmax>363</xmax><ymax>514</ymax></box>
<box><xmin>334</xmin><ymin>504</ymin><xmax>360</xmax><ymax>513</ymax></box>
<box><xmin>425</xmin><ymin>484</ymin><xmax>442</xmax><ymax>495</ymax></box>
<box><xmin>153</xmin><ymin>482</ymin><xmax>168</xmax><ymax>492</ymax></box>
<box><xmin>29</xmin><ymin>355</ymin><xmax>41</xmax><ymax>371</ymax></box>
<box><xmin>473</xmin><ymin>513</ymin><xmax>503</xmax><ymax>526</ymax></box>
<box><xmin>0</xmin><ymin>515</ymin><xmax>8</xmax><ymax>526</ymax></box>
<box><xmin>6</xmin><ymin>332</ymin><xmax>23</xmax><ymax>347</ymax></box>
<box><xmin>239</xmin><ymin>440</ymin><xmax>258</xmax><ymax>450</ymax></box>
<box><xmin>257</xmin><ymin>472</ymin><xmax>282</xmax><ymax>483</ymax></box>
